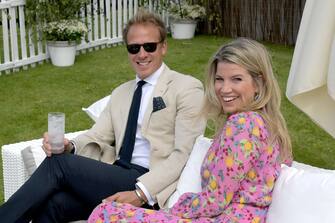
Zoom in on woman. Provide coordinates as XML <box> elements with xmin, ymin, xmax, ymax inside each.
<box><xmin>88</xmin><ymin>38</ymin><xmax>292</xmax><ymax>223</ymax></box>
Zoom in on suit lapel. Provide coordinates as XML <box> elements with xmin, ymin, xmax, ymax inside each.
<box><xmin>142</xmin><ymin>66</ymin><xmax>172</xmax><ymax>133</ymax></box>
<box><xmin>117</xmin><ymin>80</ymin><xmax>136</xmax><ymax>154</ymax></box>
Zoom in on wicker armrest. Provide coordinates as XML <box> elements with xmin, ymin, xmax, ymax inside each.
<box><xmin>1</xmin><ymin>131</ymin><xmax>86</xmax><ymax>201</ymax></box>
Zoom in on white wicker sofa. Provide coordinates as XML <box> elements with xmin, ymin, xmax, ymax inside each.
<box><xmin>3</xmin><ymin>134</ymin><xmax>335</xmax><ymax>223</ymax></box>
<box><xmin>2</xmin><ymin>96</ymin><xmax>335</xmax><ymax>222</ymax></box>
<box><xmin>2</xmin><ymin>131</ymin><xmax>86</xmax><ymax>202</ymax></box>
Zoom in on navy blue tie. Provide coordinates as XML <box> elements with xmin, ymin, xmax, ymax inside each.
<box><xmin>117</xmin><ymin>80</ymin><xmax>146</xmax><ymax>168</ymax></box>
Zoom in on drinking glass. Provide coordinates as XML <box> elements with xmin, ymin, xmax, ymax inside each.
<box><xmin>48</xmin><ymin>112</ymin><xmax>65</xmax><ymax>154</ymax></box>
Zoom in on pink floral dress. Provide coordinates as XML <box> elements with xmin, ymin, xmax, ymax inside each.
<box><xmin>88</xmin><ymin>111</ymin><xmax>281</xmax><ymax>223</ymax></box>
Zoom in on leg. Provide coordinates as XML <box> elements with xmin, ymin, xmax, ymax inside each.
<box><xmin>0</xmin><ymin>153</ymin><xmax>147</xmax><ymax>222</ymax></box>
<box><xmin>33</xmin><ymin>191</ymin><xmax>92</xmax><ymax>223</ymax></box>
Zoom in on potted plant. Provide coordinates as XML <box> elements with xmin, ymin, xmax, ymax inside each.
<box><xmin>168</xmin><ymin>0</ymin><xmax>206</xmax><ymax>39</ymax></box>
<box><xmin>25</xmin><ymin>0</ymin><xmax>89</xmax><ymax>67</ymax></box>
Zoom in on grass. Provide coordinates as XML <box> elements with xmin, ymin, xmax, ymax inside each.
<box><xmin>0</xmin><ymin>35</ymin><xmax>335</xmax><ymax>203</ymax></box>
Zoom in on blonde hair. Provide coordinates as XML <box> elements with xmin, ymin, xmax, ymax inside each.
<box><xmin>123</xmin><ymin>9</ymin><xmax>167</xmax><ymax>44</ymax></box>
<box><xmin>203</xmin><ymin>38</ymin><xmax>292</xmax><ymax>162</ymax></box>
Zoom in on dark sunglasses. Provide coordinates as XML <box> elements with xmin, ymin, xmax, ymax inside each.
<box><xmin>126</xmin><ymin>42</ymin><xmax>162</xmax><ymax>54</ymax></box>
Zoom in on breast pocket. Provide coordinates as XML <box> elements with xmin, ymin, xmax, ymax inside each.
<box><xmin>150</xmin><ymin>105</ymin><xmax>175</xmax><ymax>131</ymax></box>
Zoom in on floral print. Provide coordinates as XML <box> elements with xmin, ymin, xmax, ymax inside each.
<box><xmin>88</xmin><ymin>111</ymin><xmax>281</xmax><ymax>223</ymax></box>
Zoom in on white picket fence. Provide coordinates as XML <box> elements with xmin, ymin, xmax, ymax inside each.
<box><xmin>0</xmin><ymin>0</ymin><xmax>168</xmax><ymax>74</ymax></box>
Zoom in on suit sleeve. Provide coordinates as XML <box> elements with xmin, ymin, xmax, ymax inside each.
<box><xmin>169</xmin><ymin>112</ymin><xmax>264</xmax><ymax>218</ymax></box>
<box><xmin>72</xmin><ymin>94</ymin><xmax>116</xmax><ymax>159</ymax></box>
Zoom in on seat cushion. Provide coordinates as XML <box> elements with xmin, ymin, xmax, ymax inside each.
<box><xmin>266</xmin><ymin>162</ymin><xmax>335</xmax><ymax>223</ymax></box>
<box><xmin>167</xmin><ymin>135</ymin><xmax>212</xmax><ymax>207</ymax></box>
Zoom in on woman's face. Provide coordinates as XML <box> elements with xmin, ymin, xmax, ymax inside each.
<box><xmin>214</xmin><ymin>62</ymin><xmax>258</xmax><ymax>114</ymax></box>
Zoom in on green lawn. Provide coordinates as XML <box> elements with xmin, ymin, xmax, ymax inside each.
<box><xmin>0</xmin><ymin>35</ymin><xmax>334</xmax><ymax>203</ymax></box>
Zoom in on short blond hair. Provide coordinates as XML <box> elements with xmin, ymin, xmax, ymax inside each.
<box><xmin>123</xmin><ymin>9</ymin><xmax>167</xmax><ymax>44</ymax></box>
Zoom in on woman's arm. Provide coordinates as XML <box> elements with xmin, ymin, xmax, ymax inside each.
<box><xmin>170</xmin><ymin>112</ymin><xmax>266</xmax><ymax>218</ymax></box>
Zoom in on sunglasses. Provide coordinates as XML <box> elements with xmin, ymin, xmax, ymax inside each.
<box><xmin>126</xmin><ymin>42</ymin><xmax>162</xmax><ymax>54</ymax></box>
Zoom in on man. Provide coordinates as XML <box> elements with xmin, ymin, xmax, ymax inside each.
<box><xmin>0</xmin><ymin>10</ymin><xmax>206</xmax><ymax>222</ymax></box>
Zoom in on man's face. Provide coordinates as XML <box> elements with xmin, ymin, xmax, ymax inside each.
<box><xmin>126</xmin><ymin>24</ymin><xmax>167</xmax><ymax>79</ymax></box>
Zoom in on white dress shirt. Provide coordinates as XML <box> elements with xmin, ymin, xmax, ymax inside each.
<box><xmin>133</xmin><ymin>63</ymin><xmax>165</xmax><ymax>205</ymax></box>
<box><xmin>130</xmin><ymin>64</ymin><xmax>164</xmax><ymax>168</ymax></box>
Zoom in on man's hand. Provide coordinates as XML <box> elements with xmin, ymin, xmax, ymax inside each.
<box><xmin>103</xmin><ymin>190</ymin><xmax>145</xmax><ymax>207</ymax></box>
<box><xmin>42</xmin><ymin>132</ymin><xmax>71</xmax><ymax>157</ymax></box>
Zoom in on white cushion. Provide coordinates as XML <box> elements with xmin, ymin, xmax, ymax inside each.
<box><xmin>82</xmin><ymin>95</ymin><xmax>110</xmax><ymax>122</ymax></box>
<box><xmin>266</xmin><ymin>163</ymin><xmax>335</xmax><ymax>223</ymax></box>
<box><xmin>21</xmin><ymin>145</ymin><xmax>46</xmax><ymax>176</ymax></box>
<box><xmin>167</xmin><ymin>135</ymin><xmax>212</xmax><ymax>208</ymax></box>
<box><xmin>291</xmin><ymin>160</ymin><xmax>335</xmax><ymax>173</ymax></box>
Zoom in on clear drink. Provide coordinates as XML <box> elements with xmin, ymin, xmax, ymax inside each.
<box><xmin>48</xmin><ymin>112</ymin><xmax>65</xmax><ymax>154</ymax></box>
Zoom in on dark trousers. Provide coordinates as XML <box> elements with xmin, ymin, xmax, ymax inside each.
<box><xmin>0</xmin><ymin>153</ymin><xmax>148</xmax><ymax>223</ymax></box>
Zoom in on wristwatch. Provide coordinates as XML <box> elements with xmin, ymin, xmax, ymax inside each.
<box><xmin>67</xmin><ymin>141</ymin><xmax>75</xmax><ymax>153</ymax></box>
<box><xmin>134</xmin><ymin>189</ymin><xmax>146</xmax><ymax>205</ymax></box>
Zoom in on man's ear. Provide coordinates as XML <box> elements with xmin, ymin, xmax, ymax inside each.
<box><xmin>161</xmin><ymin>41</ymin><xmax>168</xmax><ymax>56</ymax></box>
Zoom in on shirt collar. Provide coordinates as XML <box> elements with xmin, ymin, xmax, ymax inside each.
<box><xmin>136</xmin><ymin>63</ymin><xmax>165</xmax><ymax>86</ymax></box>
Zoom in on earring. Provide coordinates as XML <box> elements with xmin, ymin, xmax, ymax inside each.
<box><xmin>254</xmin><ymin>93</ymin><xmax>259</xmax><ymax>101</ymax></box>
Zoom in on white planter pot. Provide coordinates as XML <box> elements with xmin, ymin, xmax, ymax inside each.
<box><xmin>47</xmin><ymin>41</ymin><xmax>77</xmax><ymax>67</ymax></box>
<box><xmin>171</xmin><ymin>21</ymin><xmax>197</xmax><ymax>39</ymax></box>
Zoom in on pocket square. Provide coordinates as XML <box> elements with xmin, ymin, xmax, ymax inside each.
<box><xmin>153</xmin><ymin>97</ymin><xmax>166</xmax><ymax>112</ymax></box>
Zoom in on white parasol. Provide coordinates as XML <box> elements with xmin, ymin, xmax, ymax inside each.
<box><xmin>286</xmin><ymin>0</ymin><xmax>335</xmax><ymax>138</ymax></box>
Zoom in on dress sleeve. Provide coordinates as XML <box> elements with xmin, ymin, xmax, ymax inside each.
<box><xmin>170</xmin><ymin>112</ymin><xmax>266</xmax><ymax>218</ymax></box>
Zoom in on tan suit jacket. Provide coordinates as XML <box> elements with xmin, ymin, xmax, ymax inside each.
<box><xmin>73</xmin><ymin>65</ymin><xmax>206</xmax><ymax>207</ymax></box>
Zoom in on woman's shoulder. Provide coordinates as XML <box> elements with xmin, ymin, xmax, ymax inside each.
<box><xmin>227</xmin><ymin>111</ymin><xmax>264</xmax><ymax>124</ymax></box>
<box><xmin>225</xmin><ymin>111</ymin><xmax>268</xmax><ymax>137</ymax></box>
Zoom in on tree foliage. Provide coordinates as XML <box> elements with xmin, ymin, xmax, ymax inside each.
<box><xmin>25</xmin><ymin>0</ymin><xmax>89</xmax><ymax>27</ymax></box>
